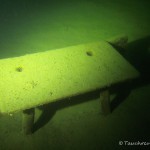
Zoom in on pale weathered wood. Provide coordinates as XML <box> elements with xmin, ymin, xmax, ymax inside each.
<box><xmin>0</xmin><ymin>40</ymin><xmax>139</xmax><ymax>114</ymax></box>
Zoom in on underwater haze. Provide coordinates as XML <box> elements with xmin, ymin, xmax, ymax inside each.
<box><xmin>0</xmin><ymin>0</ymin><xmax>150</xmax><ymax>150</ymax></box>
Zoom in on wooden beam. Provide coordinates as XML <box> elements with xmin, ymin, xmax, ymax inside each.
<box><xmin>22</xmin><ymin>108</ymin><xmax>35</xmax><ymax>135</ymax></box>
<box><xmin>100</xmin><ymin>89</ymin><xmax>111</xmax><ymax>115</ymax></box>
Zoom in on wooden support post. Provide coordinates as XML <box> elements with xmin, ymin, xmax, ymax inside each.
<box><xmin>22</xmin><ymin>108</ymin><xmax>35</xmax><ymax>135</ymax></box>
<box><xmin>100</xmin><ymin>89</ymin><xmax>111</xmax><ymax>115</ymax></box>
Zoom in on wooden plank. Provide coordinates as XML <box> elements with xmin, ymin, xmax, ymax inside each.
<box><xmin>0</xmin><ymin>41</ymin><xmax>139</xmax><ymax>114</ymax></box>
